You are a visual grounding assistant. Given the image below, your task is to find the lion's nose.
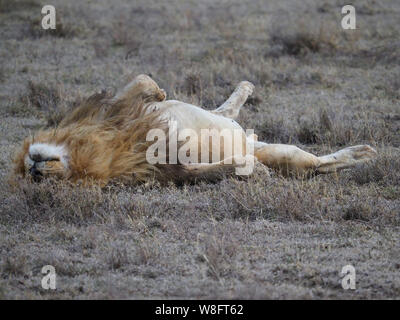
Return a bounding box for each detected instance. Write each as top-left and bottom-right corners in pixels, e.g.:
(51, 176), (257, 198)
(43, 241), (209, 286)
(29, 166), (43, 181)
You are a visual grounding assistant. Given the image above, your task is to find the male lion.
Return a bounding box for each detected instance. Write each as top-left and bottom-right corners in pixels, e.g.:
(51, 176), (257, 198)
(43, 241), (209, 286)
(13, 74), (377, 186)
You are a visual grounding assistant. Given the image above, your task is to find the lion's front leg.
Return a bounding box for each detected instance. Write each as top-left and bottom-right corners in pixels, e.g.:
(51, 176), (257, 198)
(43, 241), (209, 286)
(113, 74), (166, 103)
(183, 155), (257, 181)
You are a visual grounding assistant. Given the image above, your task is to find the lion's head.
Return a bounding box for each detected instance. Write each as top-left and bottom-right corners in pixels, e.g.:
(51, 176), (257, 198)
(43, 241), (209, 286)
(12, 74), (196, 186)
(12, 75), (179, 186)
(16, 141), (69, 182)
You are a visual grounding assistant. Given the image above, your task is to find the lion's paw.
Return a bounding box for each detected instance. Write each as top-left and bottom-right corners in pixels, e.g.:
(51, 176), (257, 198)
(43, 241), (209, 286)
(238, 81), (255, 96)
(345, 145), (377, 161)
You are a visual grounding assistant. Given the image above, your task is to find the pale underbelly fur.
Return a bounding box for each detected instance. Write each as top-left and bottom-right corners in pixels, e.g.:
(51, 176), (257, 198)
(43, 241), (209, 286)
(150, 100), (256, 162)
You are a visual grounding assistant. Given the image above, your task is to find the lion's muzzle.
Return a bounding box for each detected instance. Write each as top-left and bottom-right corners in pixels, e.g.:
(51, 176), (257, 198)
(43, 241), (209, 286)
(29, 164), (43, 182)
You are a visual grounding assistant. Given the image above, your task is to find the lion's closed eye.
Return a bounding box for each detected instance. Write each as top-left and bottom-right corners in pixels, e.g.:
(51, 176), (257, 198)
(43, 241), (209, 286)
(29, 156), (60, 163)
(42, 160), (64, 172)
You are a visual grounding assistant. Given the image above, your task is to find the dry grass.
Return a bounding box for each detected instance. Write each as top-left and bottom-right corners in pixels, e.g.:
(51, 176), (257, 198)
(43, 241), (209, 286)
(28, 17), (79, 39)
(0, 0), (38, 13)
(0, 0), (399, 299)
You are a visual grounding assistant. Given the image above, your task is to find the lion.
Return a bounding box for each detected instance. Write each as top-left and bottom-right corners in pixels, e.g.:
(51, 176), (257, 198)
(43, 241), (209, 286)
(13, 74), (377, 186)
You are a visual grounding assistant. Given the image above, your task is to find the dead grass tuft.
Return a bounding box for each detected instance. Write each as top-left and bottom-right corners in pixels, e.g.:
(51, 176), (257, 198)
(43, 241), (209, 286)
(25, 81), (61, 112)
(0, 0), (37, 13)
(197, 233), (239, 280)
(28, 17), (78, 39)
(269, 26), (338, 57)
(18, 81), (80, 127)
(348, 152), (400, 187)
(343, 202), (372, 222)
(183, 73), (203, 96)
(106, 244), (130, 270)
(1, 256), (28, 277)
(2, 179), (109, 224)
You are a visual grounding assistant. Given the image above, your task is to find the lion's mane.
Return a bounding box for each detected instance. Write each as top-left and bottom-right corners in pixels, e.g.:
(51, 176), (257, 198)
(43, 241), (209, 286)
(14, 87), (186, 186)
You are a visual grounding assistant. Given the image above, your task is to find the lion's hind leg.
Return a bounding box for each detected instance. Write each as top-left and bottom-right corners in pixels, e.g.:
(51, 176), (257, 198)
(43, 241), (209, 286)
(211, 81), (254, 119)
(254, 143), (377, 175)
(254, 143), (320, 175)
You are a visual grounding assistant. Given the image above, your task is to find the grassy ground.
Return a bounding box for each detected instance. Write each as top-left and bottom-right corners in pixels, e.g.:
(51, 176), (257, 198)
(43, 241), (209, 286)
(0, 0), (399, 299)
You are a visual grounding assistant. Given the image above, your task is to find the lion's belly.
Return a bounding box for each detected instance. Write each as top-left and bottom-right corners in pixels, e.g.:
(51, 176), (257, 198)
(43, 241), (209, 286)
(150, 100), (248, 162)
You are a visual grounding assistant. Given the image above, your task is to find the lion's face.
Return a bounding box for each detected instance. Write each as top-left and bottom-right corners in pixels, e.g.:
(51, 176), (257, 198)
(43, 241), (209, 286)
(23, 143), (69, 181)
